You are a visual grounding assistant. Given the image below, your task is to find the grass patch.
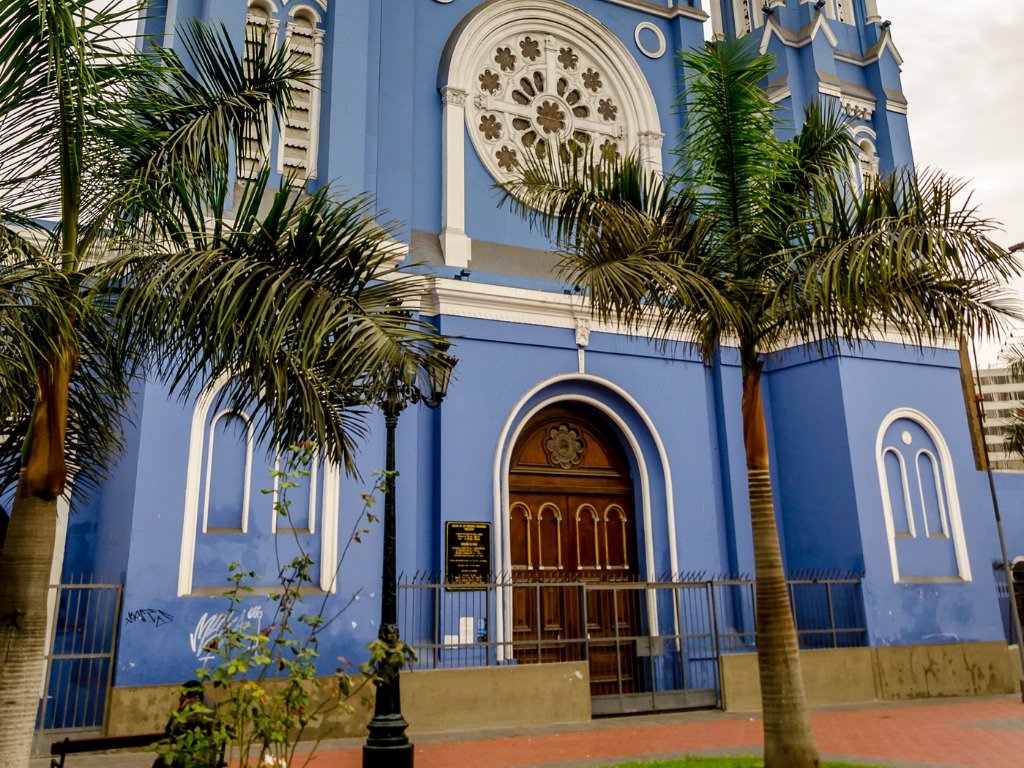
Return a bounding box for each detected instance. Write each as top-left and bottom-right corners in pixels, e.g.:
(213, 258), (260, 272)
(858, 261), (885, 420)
(598, 759), (892, 768)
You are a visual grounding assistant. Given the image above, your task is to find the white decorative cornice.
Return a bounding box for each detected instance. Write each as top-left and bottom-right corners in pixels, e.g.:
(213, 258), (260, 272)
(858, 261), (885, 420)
(817, 80), (842, 99)
(420, 278), (696, 343)
(760, 12), (837, 55)
(884, 88), (908, 115)
(767, 85), (791, 104)
(599, 0), (707, 21)
(841, 94), (875, 120)
(418, 277), (959, 357)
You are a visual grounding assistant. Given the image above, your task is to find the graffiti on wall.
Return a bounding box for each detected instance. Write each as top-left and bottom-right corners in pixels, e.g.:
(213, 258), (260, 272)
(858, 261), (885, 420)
(125, 608), (175, 627)
(189, 605), (264, 663)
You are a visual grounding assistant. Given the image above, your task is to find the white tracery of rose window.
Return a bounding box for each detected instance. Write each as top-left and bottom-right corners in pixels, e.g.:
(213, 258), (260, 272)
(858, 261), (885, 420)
(467, 32), (630, 184)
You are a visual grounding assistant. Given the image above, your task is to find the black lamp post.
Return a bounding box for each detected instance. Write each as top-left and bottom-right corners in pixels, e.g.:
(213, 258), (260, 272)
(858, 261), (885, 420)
(363, 347), (454, 768)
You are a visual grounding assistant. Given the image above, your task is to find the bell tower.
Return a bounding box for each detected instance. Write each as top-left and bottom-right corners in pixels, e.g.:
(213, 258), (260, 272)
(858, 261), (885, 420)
(703, 0), (911, 179)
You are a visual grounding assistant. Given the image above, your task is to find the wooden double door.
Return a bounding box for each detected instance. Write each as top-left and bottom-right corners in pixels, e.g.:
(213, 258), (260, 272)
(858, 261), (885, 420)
(508, 405), (643, 696)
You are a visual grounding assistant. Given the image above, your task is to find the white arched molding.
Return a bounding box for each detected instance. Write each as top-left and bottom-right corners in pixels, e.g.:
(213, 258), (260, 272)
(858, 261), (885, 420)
(178, 376), (341, 596)
(848, 125), (879, 193)
(875, 408), (972, 584)
(437, 0), (664, 268)
(202, 408), (255, 533)
(276, 5), (324, 183)
(491, 373), (680, 660)
(239, 0), (280, 179)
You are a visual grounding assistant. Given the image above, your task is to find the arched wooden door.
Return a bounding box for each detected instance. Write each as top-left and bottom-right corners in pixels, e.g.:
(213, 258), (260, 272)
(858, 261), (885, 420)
(508, 404), (643, 695)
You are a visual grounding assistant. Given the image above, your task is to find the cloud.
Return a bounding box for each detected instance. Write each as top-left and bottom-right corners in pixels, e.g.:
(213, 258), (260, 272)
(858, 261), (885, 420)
(886, 1), (1024, 244)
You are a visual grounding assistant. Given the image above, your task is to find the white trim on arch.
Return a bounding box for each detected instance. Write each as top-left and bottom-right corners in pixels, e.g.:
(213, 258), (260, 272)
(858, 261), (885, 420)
(490, 373), (680, 659)
(202, 408), (255, 534)
(178, 375), (341, 596)
(874, 407), (972, 584)
(880, 446), (915, 538)
(914, 448), (950, 539)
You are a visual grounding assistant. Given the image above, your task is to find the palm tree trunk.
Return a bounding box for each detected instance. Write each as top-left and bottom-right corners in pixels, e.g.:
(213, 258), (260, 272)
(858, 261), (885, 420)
(741, 361), (820, 768)
(0, 352), (75, 768)
(0, 492), (59, 768)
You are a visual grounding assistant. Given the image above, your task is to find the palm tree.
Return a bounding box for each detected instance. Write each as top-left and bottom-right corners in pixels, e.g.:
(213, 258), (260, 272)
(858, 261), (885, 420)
(0, 2), (448, 764)
(503, 39), (1021, 768)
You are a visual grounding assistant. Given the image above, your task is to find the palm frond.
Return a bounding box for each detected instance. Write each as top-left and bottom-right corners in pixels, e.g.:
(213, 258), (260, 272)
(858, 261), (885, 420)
(110, 174), (448, 471)
(676, 38), (788, 258)
(1002, 406), (1024, 461)
(0, 253), (137, 506)
(500, 146), (673, 246)
(778, 169), (1024, 347)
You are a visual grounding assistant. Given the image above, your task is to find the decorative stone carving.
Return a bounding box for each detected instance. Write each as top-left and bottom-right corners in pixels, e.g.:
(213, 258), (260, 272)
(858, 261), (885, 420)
(441, 86), (468, 107)
(545, 424), (586, 469)
(575, 319), (591, 348)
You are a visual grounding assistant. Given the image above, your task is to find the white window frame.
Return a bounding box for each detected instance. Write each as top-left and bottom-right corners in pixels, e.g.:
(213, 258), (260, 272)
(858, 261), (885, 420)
(875, 408), (972, 584)
(178, 375), (341, 596)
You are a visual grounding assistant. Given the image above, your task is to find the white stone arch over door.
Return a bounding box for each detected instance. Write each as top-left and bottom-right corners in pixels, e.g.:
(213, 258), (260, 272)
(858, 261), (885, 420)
(490, 373), (681, 660)
(437, 0), (665, 267)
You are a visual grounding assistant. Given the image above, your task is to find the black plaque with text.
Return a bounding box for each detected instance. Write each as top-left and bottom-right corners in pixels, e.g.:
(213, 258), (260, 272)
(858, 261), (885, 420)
(444, 522), (491, 590)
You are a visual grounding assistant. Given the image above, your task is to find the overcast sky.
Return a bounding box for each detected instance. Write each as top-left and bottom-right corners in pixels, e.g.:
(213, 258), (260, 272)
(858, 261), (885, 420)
(881, 1), (1024, 362)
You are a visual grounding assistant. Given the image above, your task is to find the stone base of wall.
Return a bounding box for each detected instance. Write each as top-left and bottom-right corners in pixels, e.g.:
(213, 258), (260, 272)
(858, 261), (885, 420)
(106, 676), (375, 739)
(106, 661), (591, 737)
(721, 641), (1020, 712)
(105, 645), (1018, 734)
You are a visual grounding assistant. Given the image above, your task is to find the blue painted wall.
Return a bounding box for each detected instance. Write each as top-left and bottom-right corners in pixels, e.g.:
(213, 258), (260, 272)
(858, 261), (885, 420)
(57, 0), (1019, 691)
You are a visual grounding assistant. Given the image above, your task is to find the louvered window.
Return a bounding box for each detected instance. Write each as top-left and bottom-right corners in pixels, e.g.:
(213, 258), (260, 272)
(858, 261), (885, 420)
(277, 10), (324, 182)
(239, 1), (276, 179)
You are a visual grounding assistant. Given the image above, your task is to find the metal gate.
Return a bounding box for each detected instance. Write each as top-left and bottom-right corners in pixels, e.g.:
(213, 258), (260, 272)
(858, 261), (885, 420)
(399, 577), (723, 715)
(36, 580), (123, 733)
(399, 574), (866, 716)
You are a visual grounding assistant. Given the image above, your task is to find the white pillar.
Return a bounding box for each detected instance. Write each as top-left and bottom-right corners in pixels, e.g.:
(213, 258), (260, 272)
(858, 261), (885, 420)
(638, 131), (665, 175)
(440, 86), (472, 268)
(864, 0), (881, 24)
(307, 27), (325, 180)
(707, 0), (725, 39)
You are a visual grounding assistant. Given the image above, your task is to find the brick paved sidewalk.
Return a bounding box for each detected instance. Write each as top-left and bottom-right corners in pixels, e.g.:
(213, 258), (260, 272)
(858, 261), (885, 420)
(306, 696), (1024, 768)
(32, 695), (1024, 768)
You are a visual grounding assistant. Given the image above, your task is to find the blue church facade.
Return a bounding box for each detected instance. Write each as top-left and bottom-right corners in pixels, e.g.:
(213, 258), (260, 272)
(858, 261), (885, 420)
(53, 0), (1023, 732)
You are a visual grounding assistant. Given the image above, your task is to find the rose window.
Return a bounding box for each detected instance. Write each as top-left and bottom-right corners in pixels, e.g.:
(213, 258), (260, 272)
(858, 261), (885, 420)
(467, 32), (631, 186)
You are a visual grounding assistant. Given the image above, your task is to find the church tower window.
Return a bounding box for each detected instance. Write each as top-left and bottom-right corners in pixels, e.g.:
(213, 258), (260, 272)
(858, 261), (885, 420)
(277, 5), (325, 182)
(238, 1), (324, 183)
(849, 126), (880, 193)
(239, 0), (278, 179)
(731, 0), (765, 37)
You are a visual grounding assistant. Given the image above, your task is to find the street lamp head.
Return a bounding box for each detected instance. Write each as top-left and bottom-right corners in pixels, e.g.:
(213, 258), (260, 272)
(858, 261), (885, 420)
(427, 341), (456, 403)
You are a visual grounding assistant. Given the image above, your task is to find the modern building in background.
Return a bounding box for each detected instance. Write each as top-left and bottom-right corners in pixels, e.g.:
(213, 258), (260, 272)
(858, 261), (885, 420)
(976, 363), (1024, 472)
(37, 0), (1024, 739)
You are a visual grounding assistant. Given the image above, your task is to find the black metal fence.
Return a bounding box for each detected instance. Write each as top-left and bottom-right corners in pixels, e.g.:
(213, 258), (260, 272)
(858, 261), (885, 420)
(994, 563), (1024, 645)
(398, 572), (865, 713)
